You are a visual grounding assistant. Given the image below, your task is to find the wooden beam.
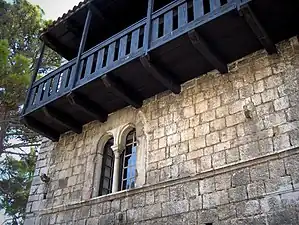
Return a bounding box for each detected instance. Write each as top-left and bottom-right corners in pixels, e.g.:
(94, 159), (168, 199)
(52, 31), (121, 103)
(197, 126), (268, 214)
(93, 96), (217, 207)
(102, 74), (142, 109)
(67, 92), (108, 123)
(88, 3), (106, 22)
(22, 42), (45, 115)
(42, 106), (82, 134)
(140, 54), (181, 94)
(21, 116), (60, 142)
(239, 4), (277, 55)
(71, 9), (92, 89)
(188, 29), (228, 74)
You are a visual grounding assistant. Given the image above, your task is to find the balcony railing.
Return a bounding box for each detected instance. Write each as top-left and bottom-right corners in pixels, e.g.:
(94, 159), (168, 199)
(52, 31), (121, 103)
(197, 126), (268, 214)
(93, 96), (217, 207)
(23, 0), (243, 115)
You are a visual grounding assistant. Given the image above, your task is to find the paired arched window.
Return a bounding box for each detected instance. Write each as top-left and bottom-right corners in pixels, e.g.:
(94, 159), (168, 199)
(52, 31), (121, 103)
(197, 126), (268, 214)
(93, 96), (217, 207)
(99, 138), (114, 196)
(98, 129), (137, 196)
(120, 130), (137, 191)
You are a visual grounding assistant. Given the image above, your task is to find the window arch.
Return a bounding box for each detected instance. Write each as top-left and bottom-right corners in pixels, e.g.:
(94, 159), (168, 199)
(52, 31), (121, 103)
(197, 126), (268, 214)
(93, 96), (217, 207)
(119, 129), (137, 191)
(99, 137), (114, 196)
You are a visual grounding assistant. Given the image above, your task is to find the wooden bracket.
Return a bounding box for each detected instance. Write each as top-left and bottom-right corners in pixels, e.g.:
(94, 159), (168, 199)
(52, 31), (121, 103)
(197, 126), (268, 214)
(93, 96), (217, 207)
(67, 92), (108, 123)
(21, 116), (60, 142)
(140, 54), (181, 94)
(102, 74), (142, 109)
(188, 29), (228, 74)
(42, 106), (82, 134)
(239, 4), (277, 55)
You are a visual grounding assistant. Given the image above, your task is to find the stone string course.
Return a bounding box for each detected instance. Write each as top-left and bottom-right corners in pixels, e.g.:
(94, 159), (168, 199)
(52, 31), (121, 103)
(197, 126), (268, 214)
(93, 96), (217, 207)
(25, 36), (299, 225)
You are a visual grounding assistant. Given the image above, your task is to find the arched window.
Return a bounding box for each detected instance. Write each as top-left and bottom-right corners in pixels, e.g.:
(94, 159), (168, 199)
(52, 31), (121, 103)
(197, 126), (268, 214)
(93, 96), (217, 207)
(119, 129), (137, 190)
(99, 138), (114, 196)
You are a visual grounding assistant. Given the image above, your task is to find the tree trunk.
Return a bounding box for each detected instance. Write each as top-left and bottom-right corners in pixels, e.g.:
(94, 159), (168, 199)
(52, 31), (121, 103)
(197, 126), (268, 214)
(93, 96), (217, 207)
(0, 108), (9, 156)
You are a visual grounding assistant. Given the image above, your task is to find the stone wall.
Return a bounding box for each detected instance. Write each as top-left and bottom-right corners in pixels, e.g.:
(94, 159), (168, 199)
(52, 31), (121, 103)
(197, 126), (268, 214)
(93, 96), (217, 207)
(25, 36), (299, 225)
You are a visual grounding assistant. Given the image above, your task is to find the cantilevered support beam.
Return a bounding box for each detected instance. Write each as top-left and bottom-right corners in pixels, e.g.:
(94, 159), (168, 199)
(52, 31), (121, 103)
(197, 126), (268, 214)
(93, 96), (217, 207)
(67, 92), (108, 123)
(42, 106), (82, 134)
(140, 54), (181, 94)
(188, 29), (228, 74)
(239, 4), (277, 55)
(102, 74), (142, 109)
(21, 116), (60, 142)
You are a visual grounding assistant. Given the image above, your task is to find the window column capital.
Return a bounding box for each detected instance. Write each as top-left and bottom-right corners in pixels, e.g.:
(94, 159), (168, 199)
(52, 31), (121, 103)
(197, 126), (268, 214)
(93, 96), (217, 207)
(111, 145), (122, 157)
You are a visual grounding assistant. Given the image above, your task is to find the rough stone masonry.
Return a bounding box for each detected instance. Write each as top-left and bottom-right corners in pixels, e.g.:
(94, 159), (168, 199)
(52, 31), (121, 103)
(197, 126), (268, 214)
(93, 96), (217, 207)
(25, 36), (299, 225)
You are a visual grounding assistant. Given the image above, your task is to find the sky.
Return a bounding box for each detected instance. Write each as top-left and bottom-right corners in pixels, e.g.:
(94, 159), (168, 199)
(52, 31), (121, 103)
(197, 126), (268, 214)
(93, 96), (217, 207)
(28, 0), (82, 20)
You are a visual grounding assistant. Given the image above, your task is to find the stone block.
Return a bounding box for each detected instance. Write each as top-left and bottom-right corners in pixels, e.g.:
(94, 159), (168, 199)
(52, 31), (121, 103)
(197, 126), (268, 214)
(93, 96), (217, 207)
(158, 137), (167, 148)
(226, 148), (240, 164)
(250, 163), (269, 181)
(254, 80), (265, 93)
(167, 133), (181, 146)
(256, 102), (274, 117)
(212, 151), (226, 168)
(239, 142), (260, 161)
(194, 123), (210, 136)
(269, 159), (286, 178)
(247, 181), (265, 198)
(216, 105), (229, 118)
(206, 131), (220, 146)
(190, 115), (200, 127)
(197, 209), (218, 224)
(200, 177), (215, 194)
(189, 136), (206, 151)
(200, 155), (212, 171)
(229, 186), (247, 202)
(240, 84), (254, 98)
(254, 67), (272, 81)
(143, 204), (162, 220)
(232, 168), (250, 187)
(181, 128), (195, 142)
(165, 123), (177, 135)
(274, 96), (289, 111)
(190, 196), (202, 211)
(226, 112), (245, 127)
(154, 187), (169, 203)
(161, 200), (189, 216)
(187, 149), (203, 160)
(220, 127), (237, 142)
(195, 100), (208, 114)
(148, 148), (165, 163)
(132, 193), (145, 208)
(201, 110), (216, 123)
(210, 118), (226, 131)
(153, 127), (165, 139)
(208, 96), (221, 109)
(273, 133), (291, 151)
(265, 176), (293, 193)
(218, 204), (236, 220)
(215, 172), (231, 190)
(179, 159), (197, 177)
(183, 106), (195, 118)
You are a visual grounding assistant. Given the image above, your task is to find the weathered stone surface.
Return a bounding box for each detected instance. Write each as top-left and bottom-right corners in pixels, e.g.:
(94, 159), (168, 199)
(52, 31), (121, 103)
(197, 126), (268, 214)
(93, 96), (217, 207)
(24, 37), (299, 225)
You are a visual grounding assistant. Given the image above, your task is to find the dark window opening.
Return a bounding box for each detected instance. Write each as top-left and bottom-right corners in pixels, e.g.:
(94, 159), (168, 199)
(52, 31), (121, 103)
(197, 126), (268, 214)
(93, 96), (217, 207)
(220, 0), (228, 6)
(120, 129), (137, 191)
(99, 138), (115, 196)
(203, 0), (211, 14)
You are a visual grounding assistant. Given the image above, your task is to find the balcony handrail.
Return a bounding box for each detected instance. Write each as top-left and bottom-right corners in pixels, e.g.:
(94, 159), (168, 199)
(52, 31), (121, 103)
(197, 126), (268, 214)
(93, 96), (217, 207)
(81, 18), (147, 60)
(152, 0), (187, 19)
(32, 59), (76, 88)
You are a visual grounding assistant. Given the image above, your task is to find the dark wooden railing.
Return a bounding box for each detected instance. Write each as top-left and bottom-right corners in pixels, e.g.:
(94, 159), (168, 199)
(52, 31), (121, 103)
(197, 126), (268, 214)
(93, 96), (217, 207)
(24, 0), (240, 115)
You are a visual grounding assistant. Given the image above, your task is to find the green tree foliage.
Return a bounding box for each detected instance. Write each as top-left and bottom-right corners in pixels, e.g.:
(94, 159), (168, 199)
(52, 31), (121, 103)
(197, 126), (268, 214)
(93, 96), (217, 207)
(0, 0), (61, 155)
(0, 150), (37, 224)
(0, 0), (61, 223)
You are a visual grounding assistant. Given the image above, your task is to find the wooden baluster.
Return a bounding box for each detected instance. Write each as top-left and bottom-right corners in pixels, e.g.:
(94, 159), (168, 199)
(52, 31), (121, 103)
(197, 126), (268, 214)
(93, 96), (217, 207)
(130, 29), (140, 53)
(107, 42), (116, 66)
(118, 35), (128, 59)
(95, 49), (105, 72)
(78, 60), (84, 81)
(43, 79), (52, 102)
(58, 68), (70, 94)
(178, 3), (188, 27)
(28, 87), (37, 107)
(66, 65), (77, 91)
(84, 54), (94, 78)
(193, 0), (204, 18)
(35, 83), (45, 105)
(210, 0), (221, 11)
(164, 10), (174, 35)
(151, 18), (159, 41)
(51, 74), (60, 97)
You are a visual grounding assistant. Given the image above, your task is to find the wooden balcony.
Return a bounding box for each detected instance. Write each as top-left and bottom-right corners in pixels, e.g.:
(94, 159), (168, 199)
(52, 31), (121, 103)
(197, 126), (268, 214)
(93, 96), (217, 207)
(21, 0), (299, 141)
